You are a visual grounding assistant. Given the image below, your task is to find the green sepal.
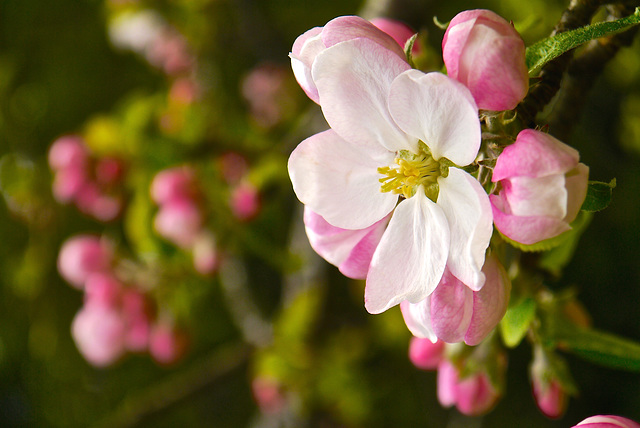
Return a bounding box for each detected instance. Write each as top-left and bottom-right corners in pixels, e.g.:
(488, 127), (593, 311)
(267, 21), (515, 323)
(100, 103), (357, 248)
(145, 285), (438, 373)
(404, 33), (418, 69)
(549, 318), (640, 372)
(580, 179), (616, 212)
(500, 297), (536, 348)
(525, 8), (640, 76)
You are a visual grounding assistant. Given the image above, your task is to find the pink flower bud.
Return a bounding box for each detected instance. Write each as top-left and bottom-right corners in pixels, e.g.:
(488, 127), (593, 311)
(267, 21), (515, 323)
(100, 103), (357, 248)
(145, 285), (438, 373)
(533, 378), (567, 419)
(230, 182), (260, 221)
(71, 304), (126, 367)
(490, 129), (589, 245)
(150, 166), (197, 205)
(149, 322), (188, 365)
(218, 152), (248, 184)
(442, 9), (528, 111)
(52, 166), (87, 203)
(121, 289), (152, 352)
(84, 273), (122, 308)
(573, 415), (640, 428)
(153, 198), (203, 248)
(408, 337), (444, 370)
(291, 16), (407, 103)
(48, 135), (87, 171)
(58, 235), (113, 288)
(437, 359), (502, 416)
(95, 157), (124, 185)
(87, 193), (123, 222)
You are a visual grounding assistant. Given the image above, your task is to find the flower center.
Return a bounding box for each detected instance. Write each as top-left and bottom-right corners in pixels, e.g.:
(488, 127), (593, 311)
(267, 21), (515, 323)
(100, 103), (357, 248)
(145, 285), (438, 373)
(378, 147), (444, 200)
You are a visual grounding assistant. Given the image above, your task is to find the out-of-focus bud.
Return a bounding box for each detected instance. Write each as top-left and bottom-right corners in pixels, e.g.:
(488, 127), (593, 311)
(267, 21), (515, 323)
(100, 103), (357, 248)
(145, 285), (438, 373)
(252, 376), (287, 414)
(48, 135), (88, 171)
(58, 235), (113, 289)
(533, 378), (566, 419)
(84, 273), (122, 308)
(71, 304), (126, 367)
(442, 9), (528, 111)
(490, 129), (589, 245)
(153, 198), (203, 248)
(573, 415), (640, 428)
(291, 16), (407, 103)
(149, 322), (188, 365)
(230, 182), (260, 221)
(52, 166), (87, 203)
(95, 157), (124, 185)
(409, 337), (445, 370)
(121, 289), (152, 352)
(218, 152), (248, 185)
(150, 166), (197, 205)
(192, 232), (219, 275)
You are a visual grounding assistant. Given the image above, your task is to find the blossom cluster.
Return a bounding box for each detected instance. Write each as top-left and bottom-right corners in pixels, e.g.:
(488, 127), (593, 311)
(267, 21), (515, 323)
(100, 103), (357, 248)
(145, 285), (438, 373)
(49, 135), (125, 222)
(288, 10), (589, 346)
(58, 234), (187, 367)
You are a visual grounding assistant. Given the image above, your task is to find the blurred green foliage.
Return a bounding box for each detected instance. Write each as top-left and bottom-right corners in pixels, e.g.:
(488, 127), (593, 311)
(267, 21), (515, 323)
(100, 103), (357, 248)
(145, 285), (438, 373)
(0, 0), (639, 427)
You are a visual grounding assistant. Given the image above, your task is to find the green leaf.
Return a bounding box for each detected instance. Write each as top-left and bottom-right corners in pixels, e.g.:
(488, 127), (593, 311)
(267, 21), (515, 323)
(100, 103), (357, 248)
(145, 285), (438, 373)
(581, 179), (616, 212)
(500, 297), (536, 347)
(526, 8), (640, 75)
(551, 319), (640, 372)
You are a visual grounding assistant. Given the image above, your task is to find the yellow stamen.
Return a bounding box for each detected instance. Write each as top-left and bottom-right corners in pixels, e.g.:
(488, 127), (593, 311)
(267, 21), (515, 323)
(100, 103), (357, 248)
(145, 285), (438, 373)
(378, 149), (443, 199)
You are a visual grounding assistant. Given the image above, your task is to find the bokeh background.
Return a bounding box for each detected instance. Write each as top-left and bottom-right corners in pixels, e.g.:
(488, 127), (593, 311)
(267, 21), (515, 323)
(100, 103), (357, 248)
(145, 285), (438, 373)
(1, 0), (640, 427)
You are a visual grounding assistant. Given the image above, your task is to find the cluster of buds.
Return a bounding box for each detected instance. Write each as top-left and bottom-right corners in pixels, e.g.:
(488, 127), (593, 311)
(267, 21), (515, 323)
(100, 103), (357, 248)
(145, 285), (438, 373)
(58, 235), (187, 367)
(48, 135), (125, 222)
(219, 152), (261, 222)
(108, 9), (195, 76)
(409, 338), (506, 416)
(151, 166), (219, 274)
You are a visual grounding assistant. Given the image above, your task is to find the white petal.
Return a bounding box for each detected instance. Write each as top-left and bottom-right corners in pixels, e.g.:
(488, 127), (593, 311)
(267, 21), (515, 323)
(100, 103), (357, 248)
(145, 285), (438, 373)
(365, 189), (450, 314)
(388, 70), (481, 166)
(312, 38), (415, 153)
(288, 129), (397, 230)
(437, 168), (492, 291)
(400, 299), (438, 341)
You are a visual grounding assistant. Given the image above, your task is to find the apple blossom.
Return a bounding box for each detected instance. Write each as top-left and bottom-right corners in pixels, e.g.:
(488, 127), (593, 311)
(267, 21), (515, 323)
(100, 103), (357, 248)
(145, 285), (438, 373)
(288, 36), (492, 314)
(290, 15), (408, 104)
(153, 198), (203, 248)
(573, 415), (640, 428)
(442, 9), (529, 111)
(71, 304), (126, 367)
(401, 255), (510, 345)
(490, 129), (589, 245)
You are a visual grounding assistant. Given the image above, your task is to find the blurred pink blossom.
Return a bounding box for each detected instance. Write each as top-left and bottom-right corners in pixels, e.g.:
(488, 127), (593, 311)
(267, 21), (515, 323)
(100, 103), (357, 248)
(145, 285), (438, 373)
(149, 322), (188, 365)
(230, 182), (260, 221)
(71, 304), (127, 367)
(408, 337), (445, 370)
(533, 378), (567, 419)
(153, 198), (203, 248)
(437, 360), (501, 416)
(150, 166), (197, 205)
(57, 235), (113, 289)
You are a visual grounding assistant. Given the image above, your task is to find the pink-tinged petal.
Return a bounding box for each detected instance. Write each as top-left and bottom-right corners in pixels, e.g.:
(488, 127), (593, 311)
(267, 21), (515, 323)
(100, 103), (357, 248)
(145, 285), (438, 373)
(290, 27), (324, 104)
(564, 163), (589, 223)
(459, 28), (528, 111)
(502, 175), (568, 219)
(312, 38), (413, 153)
(490, 194), (571, 245)
(400, 299), (437, 341)
(388, 70), (480, 166)
(430, 270), (474, 343)
(437, 168), (492, 291)
(437, 360), (459, 407)
(493, 130), (579, 181)
(574, 416), (640, 428)
(322, 16), (406, 59)
(408, 336), (445, 370)
(370, 18), (421, 55)
(288, 129), (396, 230)
(304, 208), (389, 280)
(365, 190), (449, 313)
(464, 256), (511, 346)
